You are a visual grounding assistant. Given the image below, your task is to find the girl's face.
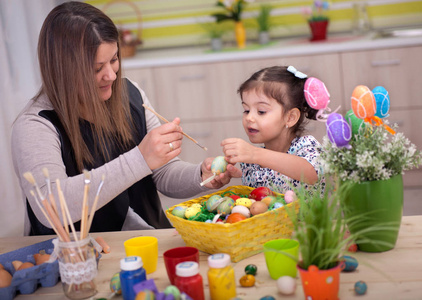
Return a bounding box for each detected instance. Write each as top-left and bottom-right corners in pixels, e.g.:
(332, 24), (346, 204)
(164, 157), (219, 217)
(242, 89), (289, 148)
(95, 42), (119, 101)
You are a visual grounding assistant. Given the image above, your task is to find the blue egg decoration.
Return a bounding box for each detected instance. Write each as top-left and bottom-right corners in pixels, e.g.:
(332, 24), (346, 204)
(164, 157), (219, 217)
(217, 197), (235, 216)
(211, 156), (228, 175)
(372, 86), (390, 119)
(340, 255), (358, 272)
(172, 205), (188, 219)
(354, 280), (367, 295)
(326, 113), (351, 148)
(273, 202), (284, 209)
(206, 195), (223, 213)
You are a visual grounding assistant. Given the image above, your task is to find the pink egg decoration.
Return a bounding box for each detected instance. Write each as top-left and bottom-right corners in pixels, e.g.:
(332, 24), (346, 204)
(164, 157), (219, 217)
(304, 77), (331, 110)
(326, 113), (352, 148)
(351, 85), (376, 120)
(284, 190), (297, 204)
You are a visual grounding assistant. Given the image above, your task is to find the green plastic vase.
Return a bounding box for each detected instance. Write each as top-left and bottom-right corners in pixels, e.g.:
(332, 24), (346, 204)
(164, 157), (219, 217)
(343, 174), (403, 252)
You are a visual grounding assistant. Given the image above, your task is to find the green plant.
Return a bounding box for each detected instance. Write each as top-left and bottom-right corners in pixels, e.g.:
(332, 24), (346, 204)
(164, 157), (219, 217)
(201, 22), (226, 39)
(212, 0), (251, 22)
(256, 4), (272, 32)
(321, 124), (422, 184)
(302, 0), (330, 22)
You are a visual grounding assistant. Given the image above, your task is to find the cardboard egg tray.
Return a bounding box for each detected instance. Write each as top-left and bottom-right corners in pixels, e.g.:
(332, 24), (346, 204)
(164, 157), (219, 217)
(0, 239), (59, 300)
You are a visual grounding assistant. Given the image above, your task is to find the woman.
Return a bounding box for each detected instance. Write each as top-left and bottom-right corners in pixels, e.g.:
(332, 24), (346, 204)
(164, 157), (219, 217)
(12, 1), (235, 235)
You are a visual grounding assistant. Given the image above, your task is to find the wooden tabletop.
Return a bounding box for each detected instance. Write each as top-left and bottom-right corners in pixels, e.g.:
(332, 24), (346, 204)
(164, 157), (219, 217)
(1, 215), (421, 300)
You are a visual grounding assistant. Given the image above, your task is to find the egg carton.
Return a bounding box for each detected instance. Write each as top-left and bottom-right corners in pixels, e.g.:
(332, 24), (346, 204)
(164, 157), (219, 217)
(0, 239), (59, 300)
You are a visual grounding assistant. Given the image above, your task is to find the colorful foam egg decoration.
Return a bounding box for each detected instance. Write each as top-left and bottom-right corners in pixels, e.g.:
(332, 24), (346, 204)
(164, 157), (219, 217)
(171, 206), (188, 219)
(235, 197), (252, 208)
(326, 113), (352, 148)
(231, 205), (251, 218)
(217, 197), (235, 215)
(184, 206), (201, 219)
(345, 109), (366, 137)
(206, 195), (223, 213)
(372, 86), (390, 118)
(211, 156), (228, 175)
(340, 255), (359, 272)
(351, 85), (376, 120)
(304, 77), (331, 110)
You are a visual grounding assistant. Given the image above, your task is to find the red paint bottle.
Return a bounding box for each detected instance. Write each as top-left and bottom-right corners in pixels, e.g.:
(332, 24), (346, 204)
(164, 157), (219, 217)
(174, 261), (205, 300)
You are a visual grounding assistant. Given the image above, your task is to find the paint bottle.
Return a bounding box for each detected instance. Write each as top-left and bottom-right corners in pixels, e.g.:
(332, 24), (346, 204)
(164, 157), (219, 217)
(120, 256), (146, 300)
(174, 261), (205, 300)
(207, 253), (236, 300)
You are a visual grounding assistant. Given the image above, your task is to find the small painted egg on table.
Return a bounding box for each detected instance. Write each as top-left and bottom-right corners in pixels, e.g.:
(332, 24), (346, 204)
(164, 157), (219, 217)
(211, 156), (228, 175)
(239, 274), (255, 287)
(217, 197), (235, 216)
(231, 205), (251, 218)
(284, 190), (297, 204)
(235, 197), (252, 208)
(245, 264), (257, 275)
(250, 201), (268, 216)
(110, 272), (121, 295)
(340, 255), (358, 272)
(206, 195), (223, 213)
(164, 285), (181, 299)
(172, 206), (188, 219)
(348, 243), (358, 252)
(277, 276), (296, 295)
(184, 206), (201, 219)
(135, 289), (155, 300)
(354, 280), (367, 295)
(260, 296), (276, 300)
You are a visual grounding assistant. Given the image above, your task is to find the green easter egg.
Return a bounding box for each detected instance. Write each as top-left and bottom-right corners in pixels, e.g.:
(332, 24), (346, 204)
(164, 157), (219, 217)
(217, 197), (235, 216)
(110, 272), (121, 295)
(345, 109), (366, 137)
(211, 156), (228, 175)
(172, 206), (188, 218)
(164, 285), (181, 300)
(206, 195), (223, 212)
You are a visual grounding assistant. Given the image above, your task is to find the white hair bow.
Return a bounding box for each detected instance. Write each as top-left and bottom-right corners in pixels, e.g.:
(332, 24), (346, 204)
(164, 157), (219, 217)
(287, 66), (307, 79)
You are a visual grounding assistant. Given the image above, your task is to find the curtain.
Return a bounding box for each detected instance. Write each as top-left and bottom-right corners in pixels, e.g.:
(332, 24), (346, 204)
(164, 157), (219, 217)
(0, 0), (56, 237)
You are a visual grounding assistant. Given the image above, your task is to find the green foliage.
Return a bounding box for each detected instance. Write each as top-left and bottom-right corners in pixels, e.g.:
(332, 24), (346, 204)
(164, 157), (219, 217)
(321, 124), (422, 183)
(212, 0), (250, 23)
(201, 22), (227, 38)
(256, 5), (272, 32)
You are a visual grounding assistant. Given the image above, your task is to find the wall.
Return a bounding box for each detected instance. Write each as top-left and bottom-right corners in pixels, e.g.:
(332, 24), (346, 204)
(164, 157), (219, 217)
(85, 0), (422, 49)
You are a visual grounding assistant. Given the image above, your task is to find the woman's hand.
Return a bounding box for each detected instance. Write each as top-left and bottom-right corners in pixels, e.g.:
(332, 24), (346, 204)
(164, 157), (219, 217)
(200, 157), (241, 189)
(138, 118), (183, 170)
(221, 138), (258, 164)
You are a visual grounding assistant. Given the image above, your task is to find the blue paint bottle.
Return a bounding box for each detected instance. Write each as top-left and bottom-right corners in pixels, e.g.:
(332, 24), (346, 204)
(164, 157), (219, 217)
(120, 256), (146, 300)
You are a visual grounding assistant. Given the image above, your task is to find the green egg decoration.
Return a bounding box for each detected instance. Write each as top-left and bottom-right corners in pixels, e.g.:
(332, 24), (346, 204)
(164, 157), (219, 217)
(110, 272), (121, 295)
(206, 195), (223, 213)
(164, 285), (181, 299)
(217, 197), (235, 216)
(345, 109), (367, 137)
(172, 206), (188, 219)
(211, 156), (228, 175)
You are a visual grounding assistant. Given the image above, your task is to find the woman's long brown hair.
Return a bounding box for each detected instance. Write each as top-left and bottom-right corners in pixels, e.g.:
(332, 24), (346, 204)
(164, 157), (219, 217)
(36, 1), (134, 171)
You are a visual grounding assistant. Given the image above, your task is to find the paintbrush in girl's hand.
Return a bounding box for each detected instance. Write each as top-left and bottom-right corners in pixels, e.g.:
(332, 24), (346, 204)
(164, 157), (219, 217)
(142, 104), (208, 151)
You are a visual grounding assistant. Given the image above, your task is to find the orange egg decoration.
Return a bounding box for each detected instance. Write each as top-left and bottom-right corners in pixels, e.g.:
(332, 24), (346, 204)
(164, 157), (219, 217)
(351, 85), (376, 120)
(226, 213), (247, 224)
(250, 201), (268, 216)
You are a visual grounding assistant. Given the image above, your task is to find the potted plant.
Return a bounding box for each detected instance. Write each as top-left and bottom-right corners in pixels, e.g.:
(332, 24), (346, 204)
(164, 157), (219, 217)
(302, 0), (330, 41)
(202, 23), (226, 51)
(321, 111), (422, 252)
(212, 0), (252, 48)
(256, 4), (272, 45)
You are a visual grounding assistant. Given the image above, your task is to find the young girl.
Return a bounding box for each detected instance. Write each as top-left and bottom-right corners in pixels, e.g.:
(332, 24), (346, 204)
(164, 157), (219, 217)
(222, 66), (324, 191)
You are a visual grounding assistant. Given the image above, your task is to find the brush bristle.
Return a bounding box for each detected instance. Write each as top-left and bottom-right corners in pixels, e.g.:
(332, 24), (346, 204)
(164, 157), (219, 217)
(30, 190), (36, 197)
(101, 174), (105, 181)
(83, 169), (90, 180)
(23, 172), (36, 185)
(42, 168), (49, 178)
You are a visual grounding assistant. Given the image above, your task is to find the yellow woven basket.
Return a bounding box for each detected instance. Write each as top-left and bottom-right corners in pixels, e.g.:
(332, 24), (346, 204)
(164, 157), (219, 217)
(166, 185), (299, 262)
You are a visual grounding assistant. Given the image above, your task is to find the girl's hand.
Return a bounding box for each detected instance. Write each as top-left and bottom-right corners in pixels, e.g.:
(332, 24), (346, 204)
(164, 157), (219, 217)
(221, 138), (257, 164)
(200, 157), (240, 189)
(138, 118), (183, 170)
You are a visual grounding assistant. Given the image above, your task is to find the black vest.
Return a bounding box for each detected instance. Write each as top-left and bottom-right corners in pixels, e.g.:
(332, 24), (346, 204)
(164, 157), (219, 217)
(27, 79), (172, 235)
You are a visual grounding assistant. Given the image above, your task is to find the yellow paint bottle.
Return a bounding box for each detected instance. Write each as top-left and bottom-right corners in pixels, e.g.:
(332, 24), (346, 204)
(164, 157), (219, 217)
(207, 253), (237, 300)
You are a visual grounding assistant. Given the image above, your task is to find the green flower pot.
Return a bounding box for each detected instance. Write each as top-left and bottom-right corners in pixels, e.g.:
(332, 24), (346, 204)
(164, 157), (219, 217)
(343, 174), (403, 252)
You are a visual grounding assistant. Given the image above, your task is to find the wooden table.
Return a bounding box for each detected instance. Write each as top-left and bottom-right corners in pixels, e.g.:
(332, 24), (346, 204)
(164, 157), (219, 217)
(1, 215), (421, 300)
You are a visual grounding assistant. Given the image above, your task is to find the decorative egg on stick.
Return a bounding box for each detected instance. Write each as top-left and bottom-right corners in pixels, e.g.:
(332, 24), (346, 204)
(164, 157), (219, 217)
(304, 77), (339, 121)
(345, 109), (368, 138)
(372, 86), (390, 119)
(200, 156), (228, 186)
(326, 113), (352, 148)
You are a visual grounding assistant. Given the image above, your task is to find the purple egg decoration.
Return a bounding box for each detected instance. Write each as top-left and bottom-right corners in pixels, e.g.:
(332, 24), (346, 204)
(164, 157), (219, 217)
(372, 86), (390, 118)
(326, 113), (352, 148)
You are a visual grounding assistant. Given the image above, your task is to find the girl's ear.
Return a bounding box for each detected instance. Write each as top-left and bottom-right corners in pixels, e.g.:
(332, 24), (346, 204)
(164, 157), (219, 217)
(286, 108), (301, 128)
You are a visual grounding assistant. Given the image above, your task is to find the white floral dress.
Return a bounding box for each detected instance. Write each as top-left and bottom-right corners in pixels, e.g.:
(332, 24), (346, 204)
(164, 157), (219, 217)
(240, 135), (324, 192)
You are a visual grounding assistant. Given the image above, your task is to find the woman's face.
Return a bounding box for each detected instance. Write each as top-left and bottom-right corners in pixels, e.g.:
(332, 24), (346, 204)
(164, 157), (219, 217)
(95, 42), (119, 101)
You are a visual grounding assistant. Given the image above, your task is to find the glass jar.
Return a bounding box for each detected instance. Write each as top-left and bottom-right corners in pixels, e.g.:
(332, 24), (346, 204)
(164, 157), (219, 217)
(57, 237), (98, 299)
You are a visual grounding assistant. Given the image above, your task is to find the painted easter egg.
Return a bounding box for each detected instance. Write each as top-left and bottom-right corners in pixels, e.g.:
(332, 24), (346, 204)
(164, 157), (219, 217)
(217, 197), (235, 216)
(235, 197), (252, 208)
(351, 85), (376, 119)
(304, 77), (331, 109)
(249, 187), (273, 201)
(326, 113), (352, 148)
(231, 205), (251, 218)
(260, 296), (276, 300)
(171, 206), (188, 219)
(206, 195), (223, 212)
(340, 255), (358, 272)
(226, 212), (247, 224)
(345, 109), (367, 137)
(277, 276), (296, 295)
(184, 206), (201, 219)
(135, 290), (155, 300)
(372, 86), (390, 118)
(273, 202), (284, 209)
(164, 285), (181, 299)
(211, 156), (228, 175)
(284, 190), (297, 204)
(250, 201), (268, 216)
(354, 281), (367, 295)
(110, 272), (122, 295)
(245, 264), (258, 275)
(261, 196), (276, 206)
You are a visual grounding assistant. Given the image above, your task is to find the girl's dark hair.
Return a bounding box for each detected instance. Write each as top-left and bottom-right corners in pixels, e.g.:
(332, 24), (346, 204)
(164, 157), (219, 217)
(238, 66), (318, 136)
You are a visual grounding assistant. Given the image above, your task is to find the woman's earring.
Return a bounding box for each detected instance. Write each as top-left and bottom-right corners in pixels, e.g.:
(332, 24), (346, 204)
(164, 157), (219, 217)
(286, 125), (289, 129)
